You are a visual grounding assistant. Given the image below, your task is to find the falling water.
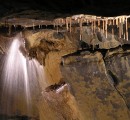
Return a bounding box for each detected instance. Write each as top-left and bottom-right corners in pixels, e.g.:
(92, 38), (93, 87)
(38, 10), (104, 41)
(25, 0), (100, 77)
(0, 33), (46, 116)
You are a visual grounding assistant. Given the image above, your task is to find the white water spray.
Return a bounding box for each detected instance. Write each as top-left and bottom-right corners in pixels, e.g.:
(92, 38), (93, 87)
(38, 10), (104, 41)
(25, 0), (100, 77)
(1, 34), (46, 115)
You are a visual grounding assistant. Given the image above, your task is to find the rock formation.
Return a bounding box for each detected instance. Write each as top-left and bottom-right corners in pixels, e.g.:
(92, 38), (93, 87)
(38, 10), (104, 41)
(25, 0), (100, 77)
(0, 12), (130, 120)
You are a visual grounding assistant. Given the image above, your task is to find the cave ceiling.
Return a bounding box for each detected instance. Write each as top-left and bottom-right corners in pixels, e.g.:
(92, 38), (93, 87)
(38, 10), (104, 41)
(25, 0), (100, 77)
(0, 0), (130, 24)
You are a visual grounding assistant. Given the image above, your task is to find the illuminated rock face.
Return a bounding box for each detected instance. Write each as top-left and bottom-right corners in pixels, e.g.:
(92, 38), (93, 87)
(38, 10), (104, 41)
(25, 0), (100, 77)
(60, 51), (130, 120)
(1, 16), (130, 120)
(105, 48), (130, 110)
(24, 28), (130, 120)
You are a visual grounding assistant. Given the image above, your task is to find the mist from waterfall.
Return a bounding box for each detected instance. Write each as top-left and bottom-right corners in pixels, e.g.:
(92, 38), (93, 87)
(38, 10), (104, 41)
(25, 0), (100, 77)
(0, 34), (45, 116)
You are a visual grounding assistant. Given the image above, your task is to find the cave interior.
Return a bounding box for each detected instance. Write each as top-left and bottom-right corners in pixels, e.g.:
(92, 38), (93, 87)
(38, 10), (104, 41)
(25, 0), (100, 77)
(0, 0), (130, 120)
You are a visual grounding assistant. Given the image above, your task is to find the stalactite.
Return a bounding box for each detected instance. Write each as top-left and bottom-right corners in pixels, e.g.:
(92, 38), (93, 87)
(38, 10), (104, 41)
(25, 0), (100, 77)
(123, 16), (125, 22)
(105, 19), (108, 38)
(119, 25), (121, 39)
(70, 17), (72, 32)
(55, 15), (130, 41)
(116, 18), (118, 26)
(78, 18), (80, 23)
(61, 18), (64, 24)
(91, 20), (93, 33)
(103, 20), (105, 33)
(121, 17), (123, 35)
(98, 19), (100, 26)
(108, 19), (110, 25)
(94, 20), (96, 33)
(66, 17), (69, 31)
(109, 20), (112, 25)
(90, 19), (92, 23)
(59, 19), (61, 27)
(126, 17), (128, 41)
(119, 17), (121, 38)
(79, 18), (83, 40)
(98, 19), (100, 31)
(60, 18), (64, 27)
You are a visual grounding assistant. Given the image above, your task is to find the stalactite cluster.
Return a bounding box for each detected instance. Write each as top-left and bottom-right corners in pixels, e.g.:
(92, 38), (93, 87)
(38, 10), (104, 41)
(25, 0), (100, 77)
(53, 15), (130, 41)
(0, 15), (129, 41)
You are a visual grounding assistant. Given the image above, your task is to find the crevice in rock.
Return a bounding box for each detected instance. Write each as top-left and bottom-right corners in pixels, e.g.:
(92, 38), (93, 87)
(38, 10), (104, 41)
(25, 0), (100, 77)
(107, 70), (119, 87)
(102, 45), (130, 112)
(114, 86), (129, 110)
(106, 69), (130, 110)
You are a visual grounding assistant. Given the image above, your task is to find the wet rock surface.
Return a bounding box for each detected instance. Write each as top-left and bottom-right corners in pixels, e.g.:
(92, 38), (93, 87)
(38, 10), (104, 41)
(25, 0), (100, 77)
(60, 51), (130, 120)
(38, 83), (83, 120)
(105, 48), (130, 110)
(1, 26), (130, 120)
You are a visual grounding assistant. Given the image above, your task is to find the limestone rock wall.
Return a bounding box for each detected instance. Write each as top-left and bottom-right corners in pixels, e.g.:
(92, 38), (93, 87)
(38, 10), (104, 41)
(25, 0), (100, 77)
(1, 26), (130, 120)
(105, 48), (130, 110)
(60, 51), (130, 120)
(20, 28), (130, 120)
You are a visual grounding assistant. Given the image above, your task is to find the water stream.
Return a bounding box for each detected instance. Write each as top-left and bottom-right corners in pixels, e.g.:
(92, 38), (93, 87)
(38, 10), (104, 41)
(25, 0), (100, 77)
(0, 33), (45, 118)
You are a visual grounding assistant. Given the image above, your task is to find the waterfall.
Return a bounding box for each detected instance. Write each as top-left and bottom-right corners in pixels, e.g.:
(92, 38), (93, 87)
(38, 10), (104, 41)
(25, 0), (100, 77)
(0, 34), (45, 116)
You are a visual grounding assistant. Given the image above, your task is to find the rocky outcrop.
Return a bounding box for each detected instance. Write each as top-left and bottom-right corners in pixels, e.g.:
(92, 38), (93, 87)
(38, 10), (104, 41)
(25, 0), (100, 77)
(105, 47), (130, 110)
(38, 84), (83, 120)
(23, 29), (79, 85)
(82, 26), (121, 49)
(27, 28), (130, 120)
(60, 51), (130, 120)
(1, 24), (130, 120)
